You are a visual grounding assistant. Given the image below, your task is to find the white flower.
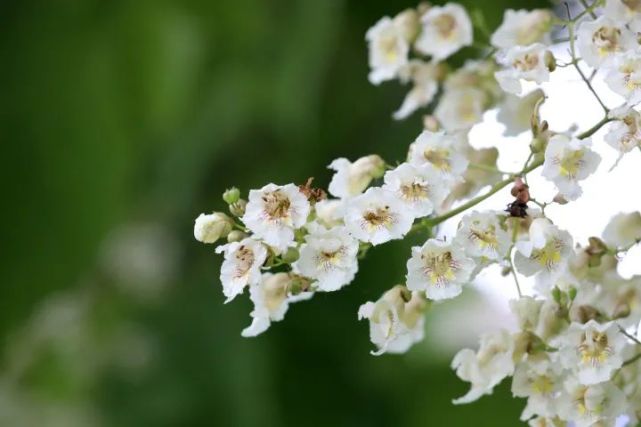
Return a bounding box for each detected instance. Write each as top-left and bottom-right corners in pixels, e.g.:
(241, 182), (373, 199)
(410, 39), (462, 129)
(327, 155), (385, 199)
(293, 224), (359, 292)
(558, 320), (626, 385)
(558, 378), (627, 427)
(242, 183), (310, 251)
(407, 130), (469, 179)
(406, 239), (474, 300)
(216, 238), (268, 303)
(604, 0), (641, 33)
(490, 9), (552, 49)
(605, 106), (641, 153)
(512, 357), (563, 421)
(393, 60), (440, 120)
(605, 52), (641, 105)
(382, 162), (447, 218)
(366, 16), (410, 85)
(414, 3), (473, 61)
(313, 199), (346, 228)
(541, 135), (601, 201)
(344, 187), (414, 245)
(577, 16), (636, 68)
(515, 218), (573, 282)
(358, 286), (426, 355)
(242, 272), (313, 337)
(434, 87), (487, 131)
(454, 211), (511, 262)
(193, 212), (233, 244)
(452, 330), (515, 404)
(602, 212), (641, 248)
(497, 89), (545, 136)
(495, 43), (552, 95)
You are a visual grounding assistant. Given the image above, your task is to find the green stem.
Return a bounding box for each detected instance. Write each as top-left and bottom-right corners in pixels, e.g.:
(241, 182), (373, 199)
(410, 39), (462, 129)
(577, 116), (613, 139)
(623, 352), (641, 367)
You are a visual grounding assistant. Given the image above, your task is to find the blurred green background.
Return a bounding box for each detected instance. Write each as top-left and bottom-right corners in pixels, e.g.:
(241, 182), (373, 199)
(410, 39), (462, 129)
(1, 0), (546, 425)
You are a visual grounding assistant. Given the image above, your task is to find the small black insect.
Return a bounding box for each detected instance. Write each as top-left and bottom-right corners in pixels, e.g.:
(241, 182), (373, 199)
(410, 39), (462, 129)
(505, 201), (528, 218)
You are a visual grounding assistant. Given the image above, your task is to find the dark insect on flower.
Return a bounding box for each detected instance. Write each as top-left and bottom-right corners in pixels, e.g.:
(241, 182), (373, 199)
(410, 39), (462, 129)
(505, 200), (528, 218)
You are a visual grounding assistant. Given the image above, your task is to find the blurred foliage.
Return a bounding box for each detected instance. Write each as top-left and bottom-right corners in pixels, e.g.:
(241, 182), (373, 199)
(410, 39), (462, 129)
(1, 0), (546, 426)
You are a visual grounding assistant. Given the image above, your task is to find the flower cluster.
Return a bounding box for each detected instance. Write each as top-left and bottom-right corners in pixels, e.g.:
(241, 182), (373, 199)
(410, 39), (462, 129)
(196, 1), (641, 425)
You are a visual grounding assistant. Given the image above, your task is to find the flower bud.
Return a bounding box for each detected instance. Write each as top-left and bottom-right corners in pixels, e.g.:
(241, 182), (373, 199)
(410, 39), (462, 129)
(393, 8), (420, 42)
(281, 247), (300, 264)
(229, 199), (247, 217)
(529, 136), (546, 153)
(222, 187), (241, 204)
(552, 193), (568, 205)
(423, 115), (441, 132)
(227, 230), (247, 243)
(572, 305), (601, 324)
(612, 302), (631, 320)
(544, 50), (556, 72)
(194, 212), (233, 244)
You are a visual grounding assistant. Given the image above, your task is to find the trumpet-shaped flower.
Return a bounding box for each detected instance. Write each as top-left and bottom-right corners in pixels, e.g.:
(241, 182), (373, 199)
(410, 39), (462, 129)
(497, 89), (545, 136)
(406, 239), (474, 300)
(434, 87), (488, 131)
(407, 130), (469, 179)
(242, 183), (310, 251)
(604, 0), (641, 32)
(605, 52), (641, 105)
(557, 378), (627, 427)
(328, 155), (385, 199)
(242, 272), (313, 337)
(358, 286), (426, 355)
(455, 211), (511, 262)
(512, 357), (563, 421)
(490, 9), (552, 49)
(382, 162), (447, 218)
(558, 320), (626, 385)
(602, 211), (641, 249)
(293, 224), (359, 292)
(577, 16), (636, 68)
(344, 187), (413, 245)
(515, 218), (573, 282)
(216, 238), (268, 303)
(541, 135), (601, 201)
(605, 107), (641, 154)
(393, 60), (440, 120)
(366, 16), (410, 85)
(495, 44), (552, 95)
(452, 330), (516, 404)
(414, 3), (473, 61)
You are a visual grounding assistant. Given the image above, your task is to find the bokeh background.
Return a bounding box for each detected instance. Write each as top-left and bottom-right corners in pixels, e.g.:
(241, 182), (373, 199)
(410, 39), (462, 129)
(0, 0), (550, 426)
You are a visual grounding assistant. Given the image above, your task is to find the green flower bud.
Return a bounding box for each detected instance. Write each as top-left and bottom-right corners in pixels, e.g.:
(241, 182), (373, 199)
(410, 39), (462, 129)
(223, 187), (241, 204)
(281, 247), (300, 264)
(227, 230), (247, 243)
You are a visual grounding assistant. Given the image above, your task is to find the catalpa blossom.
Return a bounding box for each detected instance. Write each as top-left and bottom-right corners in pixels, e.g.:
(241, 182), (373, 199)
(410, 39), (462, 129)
(366, 16), (410, 85)
(577, 16), (636, 68)
(293, 224), (359, 292)
(604, 0), (641, 32)
(407, 130), (469, 179)
(515, 218), (573, 282)
(605, 107), (641, 154)
(541, 135), (601, 201)
(313, 199), (346, 228)
(490, 9), (552, 50)
(454, 211), (511, 262)
(242, 272), (313, 337)
(358, 285), (426, 355)
(414, 3), (473, 61)
(451, 329), (516, 404)
(512, 357), (563, 421)
(602, 211), (641, 248)
(495, 43), (553, 96)
(242, 183), (310, 251)
(393, 60), (440, 120)
(558, 320), (626, 385)
(216, 238), (268, 303)
(434, 87), (488, 131)
(327, 155), (385, 199)
(557, 378), (627, 427)
(605, 52), (641, 105)
(382, 162), (447, 218)
(406, 239), (474, 300)
(344, 187), (413, 245)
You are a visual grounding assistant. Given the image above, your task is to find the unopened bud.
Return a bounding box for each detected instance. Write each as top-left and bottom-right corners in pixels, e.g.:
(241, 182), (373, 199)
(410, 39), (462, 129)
(223, 187), (241, 204)
(194, 212), (233, 244)
(229, 199), (247, 217)
(551, 287), (561, 304)
(544, 50), (556, 72)
(393, 9), (420, 42)
(572, 305), (601, 324)
(281, 247), (300, 263)
(612, 302), (631, 319)
(553, 193), (568, 205)
(227, 230), (247, 243)
(423, 115), (440, 132)
(530, 137), (546, 153)
(568, 286), (577, 301)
